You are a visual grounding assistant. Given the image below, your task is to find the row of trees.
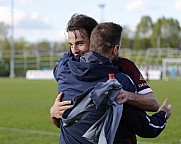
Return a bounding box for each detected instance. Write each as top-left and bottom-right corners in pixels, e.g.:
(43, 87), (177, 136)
(0, 16), (181, 51)
(122, 16), (181, 49)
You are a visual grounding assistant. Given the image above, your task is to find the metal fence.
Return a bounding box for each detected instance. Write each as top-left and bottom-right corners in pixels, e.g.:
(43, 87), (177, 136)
(0, 48), (181, 76)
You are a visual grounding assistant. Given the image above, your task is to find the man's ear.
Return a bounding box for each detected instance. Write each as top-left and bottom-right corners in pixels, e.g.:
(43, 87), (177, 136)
(112, 45), (119, 56)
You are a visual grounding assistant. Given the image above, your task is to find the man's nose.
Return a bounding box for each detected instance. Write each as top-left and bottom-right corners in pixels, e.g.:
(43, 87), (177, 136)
(71, 45), (79, 53)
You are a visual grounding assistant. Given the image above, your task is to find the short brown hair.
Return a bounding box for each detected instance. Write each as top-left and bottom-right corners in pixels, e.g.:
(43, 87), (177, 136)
(90, 22), (123, 56)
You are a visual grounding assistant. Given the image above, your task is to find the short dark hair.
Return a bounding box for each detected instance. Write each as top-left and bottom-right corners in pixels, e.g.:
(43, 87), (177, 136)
(90, 22), (123, 56)
(66, 13), (98, 39)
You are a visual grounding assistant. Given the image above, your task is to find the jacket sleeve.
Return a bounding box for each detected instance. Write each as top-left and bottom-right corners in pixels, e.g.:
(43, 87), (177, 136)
(53, 51), (71, 81)
(123, 104), (167, 138)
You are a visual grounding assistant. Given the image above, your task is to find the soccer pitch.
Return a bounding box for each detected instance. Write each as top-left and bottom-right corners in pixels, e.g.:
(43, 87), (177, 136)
(0, 78), (180, 144)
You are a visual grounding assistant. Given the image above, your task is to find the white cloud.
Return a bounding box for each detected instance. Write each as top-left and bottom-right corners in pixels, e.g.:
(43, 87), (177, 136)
(126, 0), (146, 11)
(175, 0), (181, 11)
(14, 9), (26, 25)
(17, 12), (53, 30)
(0, 6), (25, 25)
(126, 0), (157, 13)
(0, 6), (11, 24)
(0, 6), (54, 30)
(56, 30), (67, 42)
(0, 5), (55, 41)
(16, 0), (35, 2)
(16, 0), (38, 4)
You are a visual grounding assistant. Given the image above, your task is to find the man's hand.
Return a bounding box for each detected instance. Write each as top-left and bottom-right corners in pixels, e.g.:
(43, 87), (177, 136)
(159, 98), (172, 120)
(115, 89), (128, 105)
(50, 92), (72, 119)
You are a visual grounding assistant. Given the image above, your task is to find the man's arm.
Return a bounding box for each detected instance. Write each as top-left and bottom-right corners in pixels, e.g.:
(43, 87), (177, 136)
(123, 98), (171, 138)
(126, 91), (159, 112)
(117, 58), (159, 112)
(50, 92), (72, 128)
(115, 87), (159, 111)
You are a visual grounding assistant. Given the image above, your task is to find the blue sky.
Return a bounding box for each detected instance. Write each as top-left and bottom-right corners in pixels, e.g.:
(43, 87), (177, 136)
(0, 0), (181, 42)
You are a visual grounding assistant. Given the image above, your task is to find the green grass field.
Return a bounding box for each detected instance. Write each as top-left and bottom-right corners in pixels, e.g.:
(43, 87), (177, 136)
(0, 78), (180, 144)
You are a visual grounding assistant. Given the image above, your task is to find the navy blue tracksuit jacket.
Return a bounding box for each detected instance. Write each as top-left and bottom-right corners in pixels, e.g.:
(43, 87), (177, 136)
(54, 51), (167, 144)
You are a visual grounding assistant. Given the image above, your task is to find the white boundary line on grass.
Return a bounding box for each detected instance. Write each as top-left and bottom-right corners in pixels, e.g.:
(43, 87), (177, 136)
(1, 126), (179, 143)
(0, 126), (59, 136)
(138, 142), (165, 144)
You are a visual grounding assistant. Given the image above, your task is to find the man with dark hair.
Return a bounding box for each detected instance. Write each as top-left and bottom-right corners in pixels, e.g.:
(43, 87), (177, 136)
(50, 14), (171, 143)
(52, 22), (171, 144)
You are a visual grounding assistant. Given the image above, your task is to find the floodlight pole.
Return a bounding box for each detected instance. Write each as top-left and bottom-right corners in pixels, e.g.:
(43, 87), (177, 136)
(10, 0), (15, 78)
(98, 3), (105, 22)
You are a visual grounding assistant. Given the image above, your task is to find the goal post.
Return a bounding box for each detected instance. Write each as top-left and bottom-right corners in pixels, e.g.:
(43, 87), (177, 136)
(162, 58), (181, 80)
